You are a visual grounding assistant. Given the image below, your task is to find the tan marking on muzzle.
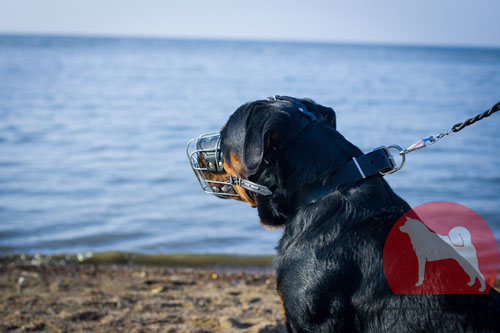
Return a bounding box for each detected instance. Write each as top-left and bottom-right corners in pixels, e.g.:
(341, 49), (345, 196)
(196, 153), (236, 196)
(224, 151), (258, 207)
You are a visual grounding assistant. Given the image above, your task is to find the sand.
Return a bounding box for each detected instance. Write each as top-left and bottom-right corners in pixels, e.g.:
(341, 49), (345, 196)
(3, 260), (499, 333)
(0, 263), (286, 333)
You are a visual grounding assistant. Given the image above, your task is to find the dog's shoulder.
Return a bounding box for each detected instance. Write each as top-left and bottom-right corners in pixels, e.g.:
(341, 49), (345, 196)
(275, 190), (408, 331)
(276, 240), (360, 332)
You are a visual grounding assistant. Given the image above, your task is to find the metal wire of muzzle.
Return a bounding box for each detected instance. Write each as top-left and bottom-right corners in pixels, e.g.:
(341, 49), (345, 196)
(186, 132), (273, 198)
(186, 132), (239, 197)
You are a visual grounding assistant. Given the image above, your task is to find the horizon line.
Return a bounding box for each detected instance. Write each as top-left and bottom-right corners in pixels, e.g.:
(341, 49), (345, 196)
(1, 31), (500, 51)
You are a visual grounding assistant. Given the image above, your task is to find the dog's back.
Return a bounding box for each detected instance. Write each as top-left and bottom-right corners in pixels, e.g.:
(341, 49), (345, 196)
(276, 179), (500, 331)
(269, 119), (500, 331)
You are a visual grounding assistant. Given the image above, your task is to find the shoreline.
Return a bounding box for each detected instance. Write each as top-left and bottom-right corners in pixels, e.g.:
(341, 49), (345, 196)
(0, 252), (275, 270)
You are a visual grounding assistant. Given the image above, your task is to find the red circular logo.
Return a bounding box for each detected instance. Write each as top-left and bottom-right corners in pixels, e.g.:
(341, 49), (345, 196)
(383, 201), (499, 294)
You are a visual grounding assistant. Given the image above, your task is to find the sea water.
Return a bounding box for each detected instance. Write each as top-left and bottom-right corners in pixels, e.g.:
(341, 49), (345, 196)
(0, 35), (499, 256)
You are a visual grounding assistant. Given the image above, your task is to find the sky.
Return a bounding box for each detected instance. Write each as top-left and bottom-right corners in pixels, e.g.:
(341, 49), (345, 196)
(0, 0), (499, 48)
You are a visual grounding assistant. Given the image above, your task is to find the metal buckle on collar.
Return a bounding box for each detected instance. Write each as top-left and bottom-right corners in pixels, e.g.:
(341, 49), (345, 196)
(375, 145), (406, 175)
(186, 132), (272, 197)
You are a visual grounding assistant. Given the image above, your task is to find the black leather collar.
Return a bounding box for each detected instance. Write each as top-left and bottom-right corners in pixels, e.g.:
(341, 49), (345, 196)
(294, 147), (396, 208)
(267, 96), (397, 207)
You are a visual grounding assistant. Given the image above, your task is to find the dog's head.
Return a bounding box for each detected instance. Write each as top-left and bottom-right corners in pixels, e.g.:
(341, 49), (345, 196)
(191, 97), (362, 227)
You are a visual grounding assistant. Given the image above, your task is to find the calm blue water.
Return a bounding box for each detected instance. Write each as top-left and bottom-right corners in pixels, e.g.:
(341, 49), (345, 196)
(0, 34), (499, 256)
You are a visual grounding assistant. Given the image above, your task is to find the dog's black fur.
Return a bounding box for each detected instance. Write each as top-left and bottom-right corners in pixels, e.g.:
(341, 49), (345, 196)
(217, 98), (500, 332)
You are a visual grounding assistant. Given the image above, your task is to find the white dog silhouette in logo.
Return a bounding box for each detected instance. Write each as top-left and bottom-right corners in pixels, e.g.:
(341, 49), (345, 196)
(399, 217), (485, 292)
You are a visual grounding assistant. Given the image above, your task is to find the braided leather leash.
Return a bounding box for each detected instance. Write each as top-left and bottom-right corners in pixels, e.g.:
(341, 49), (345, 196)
(400, 100), (500, 156)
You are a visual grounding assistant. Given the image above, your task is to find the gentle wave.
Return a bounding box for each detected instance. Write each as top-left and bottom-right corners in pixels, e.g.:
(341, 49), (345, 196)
(0, 34), (499, 256)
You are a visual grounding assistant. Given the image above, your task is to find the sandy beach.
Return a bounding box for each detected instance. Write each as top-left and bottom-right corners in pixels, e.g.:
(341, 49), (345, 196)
(2, 256), (500, 333)
(0, 263), (285, 333)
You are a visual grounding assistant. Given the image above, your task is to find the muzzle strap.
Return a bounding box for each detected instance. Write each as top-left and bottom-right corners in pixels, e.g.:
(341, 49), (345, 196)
(233, 177), (273, 196)
(267, 95), (317, 121)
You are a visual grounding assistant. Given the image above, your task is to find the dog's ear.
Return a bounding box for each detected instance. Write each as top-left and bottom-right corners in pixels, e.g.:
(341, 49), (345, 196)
(243, 109), (289, 176)
(301, 98), (336, 129)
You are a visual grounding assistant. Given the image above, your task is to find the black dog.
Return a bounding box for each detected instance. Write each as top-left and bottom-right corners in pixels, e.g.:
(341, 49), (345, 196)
(202, 97), (500, 332)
